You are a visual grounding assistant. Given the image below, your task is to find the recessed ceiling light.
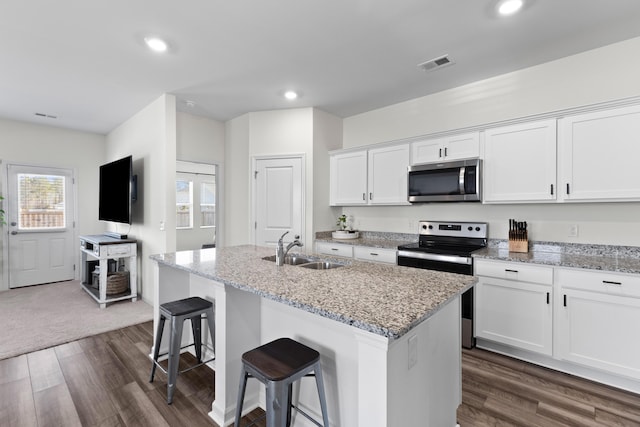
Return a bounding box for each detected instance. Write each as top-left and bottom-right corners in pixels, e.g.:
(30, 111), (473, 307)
(144, 37), (168, 53)
(284, 91), (298, 100)
(497, 0), (524, 16)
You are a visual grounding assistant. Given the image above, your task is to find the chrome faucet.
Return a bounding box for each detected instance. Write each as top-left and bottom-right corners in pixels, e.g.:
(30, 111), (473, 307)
(275, 231), (304, 266)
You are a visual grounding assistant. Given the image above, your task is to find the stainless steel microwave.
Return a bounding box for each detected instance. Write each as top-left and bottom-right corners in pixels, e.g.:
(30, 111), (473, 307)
(408, 158), (481, 203)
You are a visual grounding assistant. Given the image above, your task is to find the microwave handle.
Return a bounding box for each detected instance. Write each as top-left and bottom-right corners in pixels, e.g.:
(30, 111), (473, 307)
(459, 167), (466, 194)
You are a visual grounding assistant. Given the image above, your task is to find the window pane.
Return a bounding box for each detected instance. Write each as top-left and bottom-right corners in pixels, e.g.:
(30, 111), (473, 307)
(200, 182), (216, 227)
(176, 180), (193, 228)
(18, 173), (65, 230)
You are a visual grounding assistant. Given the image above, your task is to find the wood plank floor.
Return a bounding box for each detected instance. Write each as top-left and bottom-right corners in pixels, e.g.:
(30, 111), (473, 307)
(1, 321), (639, 426)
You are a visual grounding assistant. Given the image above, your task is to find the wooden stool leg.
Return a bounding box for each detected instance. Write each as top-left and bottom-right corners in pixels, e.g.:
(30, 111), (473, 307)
(190, 315), (202, 363)
(166, 315), (184, 404)
(234, 369), (249, 427)
(149, 315), (166, 382)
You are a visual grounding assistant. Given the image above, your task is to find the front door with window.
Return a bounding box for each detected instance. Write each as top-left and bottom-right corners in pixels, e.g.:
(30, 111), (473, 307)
(6, 164), (75, 288)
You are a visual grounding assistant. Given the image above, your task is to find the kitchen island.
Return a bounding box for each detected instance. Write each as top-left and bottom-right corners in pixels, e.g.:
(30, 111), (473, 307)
(150, 245), (476, 426)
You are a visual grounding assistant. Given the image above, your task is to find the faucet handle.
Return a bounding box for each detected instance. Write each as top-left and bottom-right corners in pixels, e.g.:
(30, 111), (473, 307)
(294, 235), (300, 240)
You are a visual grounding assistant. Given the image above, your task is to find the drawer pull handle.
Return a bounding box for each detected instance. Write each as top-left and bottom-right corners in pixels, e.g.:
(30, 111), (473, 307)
(546, 292), (550, 305)
(603, 280), (622, 286)
(370, 253), (378, 256)
(331, 248), (339, 251)
(563, 294), (567, 307)
(505, 269), (518, 273)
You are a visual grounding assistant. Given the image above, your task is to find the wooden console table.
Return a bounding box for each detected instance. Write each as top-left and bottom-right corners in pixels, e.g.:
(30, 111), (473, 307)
(79, 234), (137, 308)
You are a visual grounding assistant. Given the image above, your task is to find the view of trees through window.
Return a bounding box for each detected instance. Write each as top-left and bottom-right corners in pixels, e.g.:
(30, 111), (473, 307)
(18, 173), (66, 229)
(176, 177), (216, 229)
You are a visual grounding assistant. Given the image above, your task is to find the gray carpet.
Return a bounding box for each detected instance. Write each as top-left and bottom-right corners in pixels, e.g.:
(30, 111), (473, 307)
(0, 280), (153, 360)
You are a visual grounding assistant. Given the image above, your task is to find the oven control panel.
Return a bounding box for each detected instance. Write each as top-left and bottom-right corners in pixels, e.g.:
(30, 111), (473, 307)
(418, 221), (487, 239)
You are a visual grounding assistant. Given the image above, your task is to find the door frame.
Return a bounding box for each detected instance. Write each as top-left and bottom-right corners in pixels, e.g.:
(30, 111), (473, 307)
(175, 160), (223, 249)
(251, 154), (306, 246)
(0, 161), (79, 291)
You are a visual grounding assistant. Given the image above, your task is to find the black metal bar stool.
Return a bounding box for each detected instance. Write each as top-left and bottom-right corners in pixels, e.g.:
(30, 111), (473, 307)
(235, 337), (329, 427)
(149, 296), (215, 404)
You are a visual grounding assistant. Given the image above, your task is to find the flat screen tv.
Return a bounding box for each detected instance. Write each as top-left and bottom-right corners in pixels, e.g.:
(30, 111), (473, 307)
(99, 155), (133, 224)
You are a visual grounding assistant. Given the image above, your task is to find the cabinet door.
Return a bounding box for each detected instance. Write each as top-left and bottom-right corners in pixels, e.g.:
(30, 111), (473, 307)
(330, 151), (367, 205)
(483, 119), (557, 203)
(367, 144), (410, 205)
(556, 288), (640, 380)
(559, 104), (640, 201)
(475, 277), (553, 355)
(442, 132), (480, 161)
(315, 242), (353, 258)
(411, 138), (443, 164)
(353, 246), (397, 264)
(411, 132), (479, 164)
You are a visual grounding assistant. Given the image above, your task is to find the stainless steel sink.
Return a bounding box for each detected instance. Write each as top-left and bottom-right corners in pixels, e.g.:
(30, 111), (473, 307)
(298, 261), (344, 270)
(262, 255), (314, 265)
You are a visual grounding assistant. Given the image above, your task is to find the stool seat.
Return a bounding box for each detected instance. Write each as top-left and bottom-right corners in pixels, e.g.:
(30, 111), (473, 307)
(242, 338), (319, 382)
(235, 338), (329, 427)
(161, 296), (213, 316)
(150, 296), (215, 404)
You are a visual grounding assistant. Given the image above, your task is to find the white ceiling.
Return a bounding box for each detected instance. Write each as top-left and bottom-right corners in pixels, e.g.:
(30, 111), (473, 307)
(2, 1), (640, 135)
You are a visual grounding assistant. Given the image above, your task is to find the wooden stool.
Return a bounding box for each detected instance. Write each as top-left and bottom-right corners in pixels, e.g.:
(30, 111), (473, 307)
(235, 338), (329, 427)
(149, 296), (215, 404)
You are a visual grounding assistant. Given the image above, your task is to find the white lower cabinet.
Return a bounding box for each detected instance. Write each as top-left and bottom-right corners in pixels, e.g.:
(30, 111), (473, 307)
(555, 268), (640, 380)
(476, 259), (640, 385)
(475, 260), (553, 355)
(353, 246), (397, 264)
(315, 241), (354, 258)
(315, 242), (396, 264)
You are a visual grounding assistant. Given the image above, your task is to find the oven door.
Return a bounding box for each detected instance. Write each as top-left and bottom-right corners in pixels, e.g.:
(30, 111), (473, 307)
(408, 158), (481, 203)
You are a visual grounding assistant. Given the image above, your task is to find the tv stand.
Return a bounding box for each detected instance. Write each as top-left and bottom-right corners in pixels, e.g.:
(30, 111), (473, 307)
(79, 234), (137, 308)
(104, 231), (128, 239)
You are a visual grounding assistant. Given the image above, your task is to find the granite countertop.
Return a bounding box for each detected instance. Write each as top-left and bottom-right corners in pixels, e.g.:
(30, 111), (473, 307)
(473, 241), (640, 275)
(151, 245), (475, 340)
(314, 230), (414, 250)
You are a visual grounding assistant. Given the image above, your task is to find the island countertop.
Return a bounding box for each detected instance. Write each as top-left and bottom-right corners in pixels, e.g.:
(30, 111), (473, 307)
(150, 245), (476, 340)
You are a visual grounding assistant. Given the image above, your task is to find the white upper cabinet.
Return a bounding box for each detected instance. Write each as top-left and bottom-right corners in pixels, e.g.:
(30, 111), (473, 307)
(483, 119), (557, 203)
(411, 132), (480, 165)
(558, 104), (640, 202)
(330, 143), (409, 206)
(367, 144), (410, 205)
(330, 150), (368, 205)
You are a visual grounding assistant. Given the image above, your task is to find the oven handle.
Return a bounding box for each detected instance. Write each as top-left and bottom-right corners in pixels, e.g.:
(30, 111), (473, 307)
(397, 250), (473, 265)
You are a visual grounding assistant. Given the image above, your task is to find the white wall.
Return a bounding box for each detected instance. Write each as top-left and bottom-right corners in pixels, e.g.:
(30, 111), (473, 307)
(224, 107), (343, 248)
(341, 37), (640, 246)
(176, 112), (225, 250)
(0, 118), (105, 290)
(105, 94), (177, 302)
(312, 109), (343, 233)
(224, 113), (251, 246)
(176, 112), (225, 164)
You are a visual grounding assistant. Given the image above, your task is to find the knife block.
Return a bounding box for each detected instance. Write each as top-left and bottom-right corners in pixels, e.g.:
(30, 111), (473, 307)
(508, 232), (529, 253)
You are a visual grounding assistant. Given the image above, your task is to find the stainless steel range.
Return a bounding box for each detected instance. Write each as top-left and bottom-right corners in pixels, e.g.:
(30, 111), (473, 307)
(397, 220), (488, 348)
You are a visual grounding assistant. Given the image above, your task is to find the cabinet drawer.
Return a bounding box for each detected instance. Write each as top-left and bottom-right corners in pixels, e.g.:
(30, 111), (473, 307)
(556, 268), (640, 298)
(105, 244), (133, 257)
(475, 260), (553, 285)
(353, 246), (397, 264)
(315, 242), (353, 258)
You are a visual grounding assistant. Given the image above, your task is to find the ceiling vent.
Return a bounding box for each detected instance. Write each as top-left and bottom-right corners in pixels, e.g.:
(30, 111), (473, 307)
(418, 55), (455, 73)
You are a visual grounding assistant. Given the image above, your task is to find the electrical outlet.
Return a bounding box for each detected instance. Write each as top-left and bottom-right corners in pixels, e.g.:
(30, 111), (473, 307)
(408, 335), (418, 369)
(569, 224), (579, 237)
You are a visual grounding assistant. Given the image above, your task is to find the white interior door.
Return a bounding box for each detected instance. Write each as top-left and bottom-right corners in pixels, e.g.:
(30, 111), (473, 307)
(7, 164), (75, 288)
(254, 157), (304, 247)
